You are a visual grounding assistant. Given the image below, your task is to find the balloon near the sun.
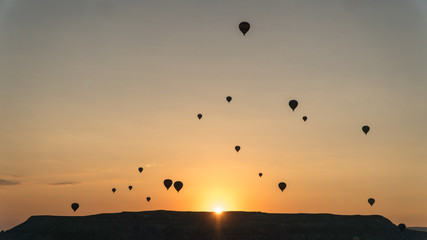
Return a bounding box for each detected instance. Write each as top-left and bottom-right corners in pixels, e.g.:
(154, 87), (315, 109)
(214, 207), (223, 214)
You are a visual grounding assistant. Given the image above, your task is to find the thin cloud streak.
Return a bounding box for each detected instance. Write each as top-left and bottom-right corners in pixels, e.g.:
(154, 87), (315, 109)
(0, 179), (21, 185)
(144, 163), (164, 168)
(49, 181), (80, 186)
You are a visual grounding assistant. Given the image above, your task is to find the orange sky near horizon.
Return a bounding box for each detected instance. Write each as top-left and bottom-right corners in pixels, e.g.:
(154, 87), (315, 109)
(0, 0), (426, 230)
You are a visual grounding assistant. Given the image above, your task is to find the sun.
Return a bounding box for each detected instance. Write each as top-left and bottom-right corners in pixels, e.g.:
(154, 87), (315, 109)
(214, 207), (223, 214)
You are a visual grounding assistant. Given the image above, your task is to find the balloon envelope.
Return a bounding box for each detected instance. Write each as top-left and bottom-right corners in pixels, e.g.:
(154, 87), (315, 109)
(226, 96), (232, 103)
(138, 167), (143, 173)
(362, 125), (370, 135)
(164, 179), (173, 190)
(128, 185), (133, 190)
(146, 197), (151, 202)
(368, 198), (375, 206)
(259, 173), (263, 177)
(302, 116), (307, 122)
(278, 182), (287, 192)
(174, 181), (183, 192)
(398, 223), (406, 232)
(235, 146), (241, 152)
(197, 114), (202, 120)
(71, 203), (79, 212)
(112, 188), (116, 193)
(289, 100), (298, 111)
(239, 22), (250, 35)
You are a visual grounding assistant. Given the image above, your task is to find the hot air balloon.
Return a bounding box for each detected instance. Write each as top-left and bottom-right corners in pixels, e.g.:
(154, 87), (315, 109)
(164, 179), (173, 190)
(239, 22), (250, 36)
(138, 167), (143, 173)
(146, 197), (151, 202)
(71, 203), (79, 212)
(112, 188), (116, 193)
(398, 223), (406, 232)
(128, 185), (133, 190)
(302, 116), (307, 122)
(278, 182), (287, 192)
(368, 198), (375, 206)
(226, 96), (232, 103)
(235, 146), (241, 152)
(197, 114), (203, 120)
(362, 125), (370, 135)
(174, 181), (183, 193)
(289, 100), (298, 111)
(259, 173), (263, 177)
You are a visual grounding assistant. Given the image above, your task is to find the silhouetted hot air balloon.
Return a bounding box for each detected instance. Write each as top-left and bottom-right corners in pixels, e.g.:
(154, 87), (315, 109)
(278, 182), (287, 192)
(71, 203), (79, 212)
(128, 185), (133, 190)
(362, 125), (370, 135)
(146, 197), (151, 202)
(226, 96), (232, 103)
(112, 188), (116, 193)
(197, 114), (203, 120)
(289, 100), (298, 111)
(368, 198), (375, 206)
(259, 173), (263, 177)
(239, 22), (250, 36)
(164, 179), (173, 190)
(235, 145), (241, 152)
(398, 223), (406, 232)
(138, 167), (143, 173)
(174, 181), (183, 193)
(302, 116), (307, 122)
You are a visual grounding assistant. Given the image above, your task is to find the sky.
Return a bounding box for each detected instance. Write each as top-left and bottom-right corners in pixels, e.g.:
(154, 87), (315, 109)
(0, 0), (426, 230)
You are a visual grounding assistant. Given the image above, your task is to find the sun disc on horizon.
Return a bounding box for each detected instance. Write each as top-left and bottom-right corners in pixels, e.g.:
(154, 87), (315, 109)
(214, 207), (223, 214)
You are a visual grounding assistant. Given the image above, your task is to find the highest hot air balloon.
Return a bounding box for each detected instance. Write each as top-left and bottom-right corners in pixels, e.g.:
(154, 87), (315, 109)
(239, 22), (250, 36)
(174, 181), (183, 193)
(398, 223), (406, 232)
(197, 114), (203, 120)
(289, 100), (298, 111)
(368, 198), (375, 206)
(164, 179), (173, 190)
(235, 146), (241, 152)
(259, 173), (263, 177)
(138, 167), (143, 173)
(226, 96), (232, 103)
(71, 203), (79, 212)
(112, 188), (116, 193)
(128, 185), (133, 190)
(362, 125), (370, 135)
(278, 182), (287, 192)
(302, 116), (307, 122)
(146, 197), (151, 202)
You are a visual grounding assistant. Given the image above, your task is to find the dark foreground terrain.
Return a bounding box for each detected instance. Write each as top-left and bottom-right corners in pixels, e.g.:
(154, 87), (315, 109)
(1, 211), (426, 240)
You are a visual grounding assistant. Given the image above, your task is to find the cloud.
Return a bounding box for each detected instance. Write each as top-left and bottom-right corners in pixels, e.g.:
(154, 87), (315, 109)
(49, 181), (80, 186)
(0, 179), (21, 185)
(144, 163), (164, 168)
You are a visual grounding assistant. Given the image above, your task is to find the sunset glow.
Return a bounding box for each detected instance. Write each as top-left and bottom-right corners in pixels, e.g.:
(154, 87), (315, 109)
(0, 0), (426, 231)
(214, 207), (223, 215)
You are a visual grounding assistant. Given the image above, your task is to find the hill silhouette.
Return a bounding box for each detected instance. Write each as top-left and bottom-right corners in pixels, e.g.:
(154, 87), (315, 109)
(1, 211), (426, 240)
(409, 227), (427, 233)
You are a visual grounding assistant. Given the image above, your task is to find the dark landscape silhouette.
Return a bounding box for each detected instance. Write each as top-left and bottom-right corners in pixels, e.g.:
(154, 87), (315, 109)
(1, 211), (426, 240)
